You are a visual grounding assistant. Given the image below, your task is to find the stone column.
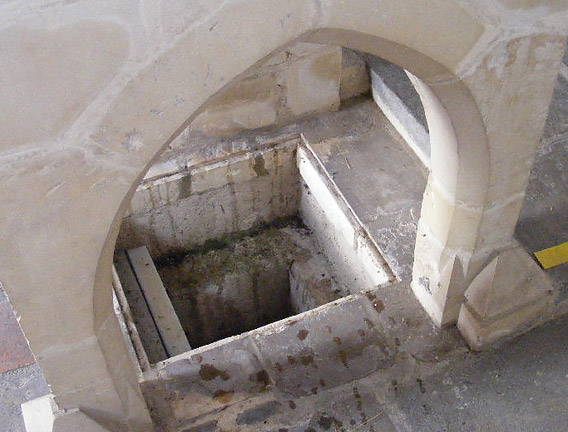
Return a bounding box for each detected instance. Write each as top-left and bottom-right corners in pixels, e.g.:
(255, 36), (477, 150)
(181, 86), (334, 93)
(410, 30), (567, 346)
(457, 34), (567, 348)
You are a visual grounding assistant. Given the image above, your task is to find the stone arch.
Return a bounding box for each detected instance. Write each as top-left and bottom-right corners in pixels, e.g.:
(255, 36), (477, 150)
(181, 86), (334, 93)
(91, 14), (492, 427)
(94, 27), (490, 345)
(3, 1), (516, 430)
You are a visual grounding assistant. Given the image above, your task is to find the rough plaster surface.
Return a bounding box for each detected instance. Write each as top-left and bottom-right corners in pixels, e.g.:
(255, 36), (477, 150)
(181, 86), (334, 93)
(2, 78), (568, 429)
(117, 142), (300, 257)
(156, 224), (329, 348)
(0, 21), (129, 151)
(0, 0), (567, 429)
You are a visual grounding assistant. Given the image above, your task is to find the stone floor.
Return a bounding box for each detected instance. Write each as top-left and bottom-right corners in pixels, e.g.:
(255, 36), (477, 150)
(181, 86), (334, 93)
(1, 55), (568, 431)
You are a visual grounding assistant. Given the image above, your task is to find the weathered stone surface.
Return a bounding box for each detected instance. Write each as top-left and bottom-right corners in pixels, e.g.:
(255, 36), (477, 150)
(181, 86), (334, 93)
(252, 296), (395, 398)
(0, 21), (129, 151)
(188, 43), (342, 138)
(369, 55), (430, 167)
(142, 336), (267, 430)
(339, 48), (371, 101)
(118, 142), (300, 257)
(0, 1), (566, 429)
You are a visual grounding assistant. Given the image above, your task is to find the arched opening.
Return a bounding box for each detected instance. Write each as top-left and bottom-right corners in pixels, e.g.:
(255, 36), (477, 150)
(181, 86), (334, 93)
(91, 31), (489, 428)
(111, 43), (406, 359)
(71, 5), (490, 424)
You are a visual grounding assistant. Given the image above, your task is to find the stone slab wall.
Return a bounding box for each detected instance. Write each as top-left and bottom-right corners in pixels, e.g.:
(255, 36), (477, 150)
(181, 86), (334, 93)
(140, 291), (394, 432)
(164, 44), (369, 157)
(117, 141), (300, 258)
(156, 225), (321, 348)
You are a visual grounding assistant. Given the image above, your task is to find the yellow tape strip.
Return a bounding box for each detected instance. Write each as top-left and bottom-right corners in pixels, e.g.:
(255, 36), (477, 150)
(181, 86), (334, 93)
(534, 241), (568, 269)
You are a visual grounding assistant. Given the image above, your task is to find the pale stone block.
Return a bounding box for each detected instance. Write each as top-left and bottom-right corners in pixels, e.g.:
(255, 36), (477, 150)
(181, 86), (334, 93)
(0, 21), (129, 151)
(474, 196), (526, 254)
(22, 395), (56, 432)
(190, 155), (255, 194)
(458, 295), (551, 350)
(52, 410), (112, 432)
(458, 245), (555, 349)
(419, 178), (482, 251)
(297, 146), (355, 245)
(340, 48), (370, 101)
(463, 246), (553, 320)
(281, 47), (341, 119)
(298, 144), (395, 290)
(191, 97), (279, 136)
(315, 0), (484, 74)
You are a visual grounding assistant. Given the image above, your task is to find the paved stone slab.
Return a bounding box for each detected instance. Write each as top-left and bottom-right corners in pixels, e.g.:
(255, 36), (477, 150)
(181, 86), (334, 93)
(142, 335), (268, 430)
(516, 138), (568, 298)
(387, 315), (568, 432)
(305, 101), (427, 280)
(252, 295), (395, 399)
(0, 288), (34, 374)
(0, 364), (49, 432)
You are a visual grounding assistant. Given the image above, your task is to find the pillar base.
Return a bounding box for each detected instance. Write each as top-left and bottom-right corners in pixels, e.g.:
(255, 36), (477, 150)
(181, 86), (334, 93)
(457, 244), (555, 350)
(457, 296), (551, 350)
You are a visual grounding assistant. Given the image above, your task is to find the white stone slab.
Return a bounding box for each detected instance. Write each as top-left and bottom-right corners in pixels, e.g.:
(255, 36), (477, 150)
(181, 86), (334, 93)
(126, 247), (191, 357)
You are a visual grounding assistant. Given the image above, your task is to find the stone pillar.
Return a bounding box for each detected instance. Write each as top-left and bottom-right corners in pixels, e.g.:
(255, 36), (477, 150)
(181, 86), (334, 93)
(411, 32), (567, 344)
(457, 34), (567, 348)
(0, 150), (155, 432)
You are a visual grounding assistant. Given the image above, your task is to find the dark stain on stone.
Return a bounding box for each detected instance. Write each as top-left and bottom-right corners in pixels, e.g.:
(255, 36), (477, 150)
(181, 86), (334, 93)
(419, 276), (430, 293)
(288, 400), (296, 410)
(364, 318), (375, 329)
(318, 415), (333, 430)
(297, 329), (309, 340)
(417, 378), (426, 394)
(275, 362), (284, 372)
(358, 329), (366, 338)
(318, 415), (344, 431)
(195, 355), (203, 363)
(305, 428), (316, 432)
(199, 364), (230, 381)
(325, 325), (333, 333)
(287, 319), (299, 326)
(182, 419), (218, 432)
(236, 400), (280, 425)
(212, 389), (234, 404)
(353, 386), (363, 411)
(178, 175), (192, 199)
(311, 387), (318, 395)
(256, 370), (271, 388)
(333, 336), (342, 345)
(365, 292), (385, 313)
(320, 379), (326, 387)
(338, 350), (349, 368)
(300, 354), (314, 366)
(404, 317), (421, 328)
(353, 386), (361, 400)
(394, 337), (401, 346)
(253, 154), (270, 176)
(287, 356), (296, 365)
(279, 429), (289, 432)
